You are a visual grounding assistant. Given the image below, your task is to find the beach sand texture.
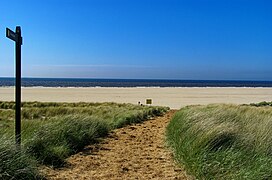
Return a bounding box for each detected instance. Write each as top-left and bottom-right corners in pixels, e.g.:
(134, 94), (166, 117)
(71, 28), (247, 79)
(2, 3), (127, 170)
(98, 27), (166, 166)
(1, 87), (272, 109)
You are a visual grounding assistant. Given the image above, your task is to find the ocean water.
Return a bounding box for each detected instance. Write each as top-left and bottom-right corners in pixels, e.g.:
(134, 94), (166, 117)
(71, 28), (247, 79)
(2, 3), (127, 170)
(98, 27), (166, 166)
(0, 78), (272, 87)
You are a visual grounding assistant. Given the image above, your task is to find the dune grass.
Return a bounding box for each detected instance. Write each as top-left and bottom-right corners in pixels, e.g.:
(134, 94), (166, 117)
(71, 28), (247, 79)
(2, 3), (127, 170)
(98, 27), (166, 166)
(25, 115), (108, 166)
(0, 101), (168, 179)
(249, 101), (272, 107)
(0, 136), (41, 180)
(167, 104), (272, 179)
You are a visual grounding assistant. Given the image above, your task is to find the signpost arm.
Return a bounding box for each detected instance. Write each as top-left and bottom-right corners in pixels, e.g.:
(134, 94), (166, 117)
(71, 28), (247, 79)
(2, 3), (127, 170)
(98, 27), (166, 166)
(15, 26), (22, 146)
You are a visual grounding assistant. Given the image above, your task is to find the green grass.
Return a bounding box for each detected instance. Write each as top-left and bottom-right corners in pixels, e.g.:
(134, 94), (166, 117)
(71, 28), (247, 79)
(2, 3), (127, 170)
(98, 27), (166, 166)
(0, 136), (41, 180)
(25, 115), (108, 166)
(167, 104), (272, 180)
(0, 101), (168, 179)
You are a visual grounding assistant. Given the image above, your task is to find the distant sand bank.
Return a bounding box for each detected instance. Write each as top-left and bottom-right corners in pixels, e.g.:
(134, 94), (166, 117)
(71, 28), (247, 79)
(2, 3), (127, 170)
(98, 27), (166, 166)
(1, 87), (272, 109)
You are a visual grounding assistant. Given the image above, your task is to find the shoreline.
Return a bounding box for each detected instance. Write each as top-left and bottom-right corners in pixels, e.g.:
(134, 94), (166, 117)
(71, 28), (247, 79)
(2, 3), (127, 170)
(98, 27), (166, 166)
(1, 87), (272, 109)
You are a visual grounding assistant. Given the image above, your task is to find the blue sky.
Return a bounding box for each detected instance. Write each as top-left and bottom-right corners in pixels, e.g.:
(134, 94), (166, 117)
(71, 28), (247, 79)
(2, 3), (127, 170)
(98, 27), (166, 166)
(0, 0), (271, 80)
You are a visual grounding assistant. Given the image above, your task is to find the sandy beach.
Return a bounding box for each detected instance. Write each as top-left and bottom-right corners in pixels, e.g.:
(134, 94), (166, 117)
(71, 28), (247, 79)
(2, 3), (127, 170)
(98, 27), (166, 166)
(1, 87), (272, 109)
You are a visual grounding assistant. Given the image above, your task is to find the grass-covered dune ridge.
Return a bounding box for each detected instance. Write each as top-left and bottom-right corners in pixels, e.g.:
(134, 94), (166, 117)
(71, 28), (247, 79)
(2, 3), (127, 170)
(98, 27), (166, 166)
(25, 115), (108, 166)
(167, 104), (272, 179)
(0, 101), (169, 179)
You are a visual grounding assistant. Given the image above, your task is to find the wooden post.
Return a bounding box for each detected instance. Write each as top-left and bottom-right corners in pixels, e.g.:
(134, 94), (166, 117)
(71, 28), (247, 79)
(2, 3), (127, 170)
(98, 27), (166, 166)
(6, 26), (23, 147)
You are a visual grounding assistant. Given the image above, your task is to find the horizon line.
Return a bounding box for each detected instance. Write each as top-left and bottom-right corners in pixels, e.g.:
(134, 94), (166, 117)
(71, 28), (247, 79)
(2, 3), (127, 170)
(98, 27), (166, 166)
(0, 77), (272, 82)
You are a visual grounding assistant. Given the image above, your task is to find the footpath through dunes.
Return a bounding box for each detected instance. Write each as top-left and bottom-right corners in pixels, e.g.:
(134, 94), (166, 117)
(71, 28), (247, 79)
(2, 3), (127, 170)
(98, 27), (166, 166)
(43, 110), (193, 180)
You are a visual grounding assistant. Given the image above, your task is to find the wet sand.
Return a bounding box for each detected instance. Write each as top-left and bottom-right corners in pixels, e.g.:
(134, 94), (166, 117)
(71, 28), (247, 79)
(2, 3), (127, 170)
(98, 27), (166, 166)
(1, 87), (272, 109)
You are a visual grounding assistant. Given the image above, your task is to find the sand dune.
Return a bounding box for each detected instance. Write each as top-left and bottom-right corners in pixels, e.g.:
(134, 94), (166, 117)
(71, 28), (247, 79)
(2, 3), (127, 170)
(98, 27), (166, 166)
(1, 87), (272, 109)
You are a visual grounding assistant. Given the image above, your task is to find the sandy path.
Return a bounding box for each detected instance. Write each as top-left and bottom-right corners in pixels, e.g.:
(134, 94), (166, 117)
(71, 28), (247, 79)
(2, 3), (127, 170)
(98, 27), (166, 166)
(43, 111), (192, 180)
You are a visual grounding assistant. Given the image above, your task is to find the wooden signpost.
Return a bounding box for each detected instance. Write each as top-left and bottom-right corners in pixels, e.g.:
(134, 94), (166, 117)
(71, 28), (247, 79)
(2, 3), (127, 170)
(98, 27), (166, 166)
(6, 26), (23, 146)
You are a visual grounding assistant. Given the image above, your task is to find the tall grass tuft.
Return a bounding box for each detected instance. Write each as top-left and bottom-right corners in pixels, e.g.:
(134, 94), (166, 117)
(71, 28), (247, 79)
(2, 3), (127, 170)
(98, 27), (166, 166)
(167, 104), (272, 179)
(0, 137), (41, 180)
(26, 115), (108, 166)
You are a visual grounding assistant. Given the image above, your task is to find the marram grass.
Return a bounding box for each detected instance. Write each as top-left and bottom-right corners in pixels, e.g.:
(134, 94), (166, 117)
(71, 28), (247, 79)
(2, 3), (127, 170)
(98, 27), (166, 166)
(166, 104), (272, 179)
(25, 115), (108, 166)
(0, 101), (168, 179)
(0, 136), (41, 180)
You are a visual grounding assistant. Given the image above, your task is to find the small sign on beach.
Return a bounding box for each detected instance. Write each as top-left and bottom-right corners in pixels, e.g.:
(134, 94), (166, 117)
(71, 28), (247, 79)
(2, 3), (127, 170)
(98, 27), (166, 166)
(146, 99), (152, 105)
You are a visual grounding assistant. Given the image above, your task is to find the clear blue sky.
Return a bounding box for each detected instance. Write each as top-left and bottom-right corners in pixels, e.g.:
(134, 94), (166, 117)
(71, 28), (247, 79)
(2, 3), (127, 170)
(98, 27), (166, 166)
(0, 0), (271, 80)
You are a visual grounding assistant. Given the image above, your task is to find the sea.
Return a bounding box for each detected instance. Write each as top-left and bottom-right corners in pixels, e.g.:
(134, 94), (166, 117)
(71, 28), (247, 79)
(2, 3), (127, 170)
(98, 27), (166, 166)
(1, 77), (272, 87)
